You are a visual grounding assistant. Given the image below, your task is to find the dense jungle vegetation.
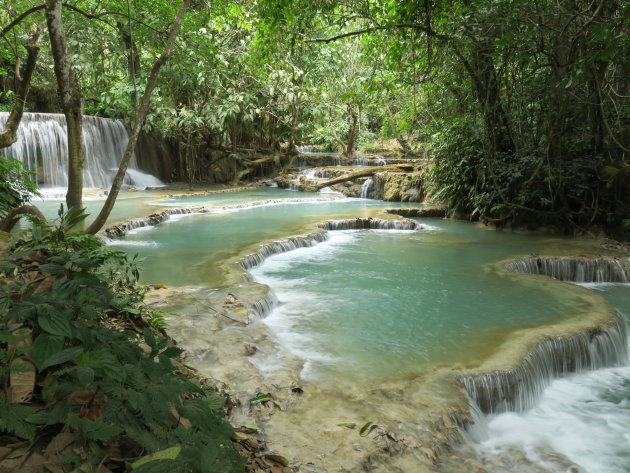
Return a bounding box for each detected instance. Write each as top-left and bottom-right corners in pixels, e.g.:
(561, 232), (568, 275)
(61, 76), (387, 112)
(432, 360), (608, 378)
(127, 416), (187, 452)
(1, 0), (629, 235)
(0, 1), (629, 472)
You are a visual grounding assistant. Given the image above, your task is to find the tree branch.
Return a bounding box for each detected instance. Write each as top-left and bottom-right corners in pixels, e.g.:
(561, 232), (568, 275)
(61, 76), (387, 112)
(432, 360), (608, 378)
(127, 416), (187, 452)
(0, 23), (45, 149)
(1, 2), (161, 38)
(305, 23), (450, 43)
(1, 5), (46, 38)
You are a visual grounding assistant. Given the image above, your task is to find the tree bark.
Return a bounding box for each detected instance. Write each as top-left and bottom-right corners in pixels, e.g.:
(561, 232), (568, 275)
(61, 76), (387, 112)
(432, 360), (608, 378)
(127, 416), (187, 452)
(0, 25), (45, 150)
(45, 0), (85, 210)
(0, 205), (46, 232)
(86, 0), (191, 235)
(313, 165), (410, 190)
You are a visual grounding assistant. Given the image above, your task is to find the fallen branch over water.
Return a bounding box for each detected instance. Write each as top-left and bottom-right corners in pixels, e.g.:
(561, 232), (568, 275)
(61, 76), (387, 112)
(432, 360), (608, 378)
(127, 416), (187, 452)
(312, 164), (413, 190)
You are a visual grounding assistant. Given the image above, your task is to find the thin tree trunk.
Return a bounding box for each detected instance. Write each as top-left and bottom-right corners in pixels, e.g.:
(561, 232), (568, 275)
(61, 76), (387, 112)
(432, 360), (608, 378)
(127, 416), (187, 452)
(344, 104), (359, 158)
(86, 0), (190, 235)
(45, 0), (84, 210)
(0, 24), (44, 149)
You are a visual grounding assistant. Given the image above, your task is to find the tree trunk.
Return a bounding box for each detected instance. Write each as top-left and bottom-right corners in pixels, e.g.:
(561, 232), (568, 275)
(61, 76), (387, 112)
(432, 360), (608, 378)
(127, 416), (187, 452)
(469, 44), (514, 157)
(344, 104), (359, 158)
(45, 0), (85, 210)
(0, 205), (46, 232)
(117, 21), (141, 104)
(86, 0), (191, 235)
(0, 25), (44, 149)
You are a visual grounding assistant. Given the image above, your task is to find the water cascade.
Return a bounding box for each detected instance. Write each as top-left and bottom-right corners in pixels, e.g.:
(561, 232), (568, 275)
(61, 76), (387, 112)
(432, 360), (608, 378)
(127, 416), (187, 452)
(353, 156), (386, 166)
(506, 256), (630, 283)
(462, 314), (628, 413)
(317, 217), (419, 231)
(240, 231), (329, 271)
(0, 112), (163, 190)
(360, 177), (373, 199)
(462, 256), (630, 415)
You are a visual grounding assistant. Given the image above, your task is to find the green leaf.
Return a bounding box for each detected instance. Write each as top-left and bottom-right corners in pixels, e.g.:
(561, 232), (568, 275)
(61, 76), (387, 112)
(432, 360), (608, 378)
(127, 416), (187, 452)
(38, 312), (73, 337)
(359, 421), (376, 437)
(77, 366), (95, 385)
(131, 446), (182, 470)
(337, 423), (356, 429)
(205, 395), (226, 410)
(79, 418), (123, 441)
(25, 411), (49, 424)
(249, 394), (271, 404)
(39, 346), (83, 371)
(39, 263), (66, 275)
(32, 334), (65, 369)
(162, 346), (183, 358)
(143, 328), (156, 350)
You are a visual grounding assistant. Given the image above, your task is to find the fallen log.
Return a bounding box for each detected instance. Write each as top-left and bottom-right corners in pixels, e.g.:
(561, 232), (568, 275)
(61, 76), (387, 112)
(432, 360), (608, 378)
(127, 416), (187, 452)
(313, 164), (413, 190)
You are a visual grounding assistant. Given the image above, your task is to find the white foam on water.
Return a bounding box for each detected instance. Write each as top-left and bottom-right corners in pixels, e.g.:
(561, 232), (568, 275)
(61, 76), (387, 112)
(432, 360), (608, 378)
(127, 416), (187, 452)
(473, 360), (630, 473)
(249, 231), (356, 380)
(319, 186), (344, 195)
(123, 168), (165, 188)
(417, 223), (442, 231)
(107, 239), (158, 247)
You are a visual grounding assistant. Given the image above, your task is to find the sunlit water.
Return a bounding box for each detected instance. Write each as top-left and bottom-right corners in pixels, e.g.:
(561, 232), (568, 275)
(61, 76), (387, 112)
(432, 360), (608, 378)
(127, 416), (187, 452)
(249, 225), (582, 381)
(105, 187), (628, 473)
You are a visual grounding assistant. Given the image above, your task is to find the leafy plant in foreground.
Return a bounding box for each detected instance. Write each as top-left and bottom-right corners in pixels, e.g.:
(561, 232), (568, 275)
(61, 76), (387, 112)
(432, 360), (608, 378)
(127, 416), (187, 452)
(0, 207), (245, 472)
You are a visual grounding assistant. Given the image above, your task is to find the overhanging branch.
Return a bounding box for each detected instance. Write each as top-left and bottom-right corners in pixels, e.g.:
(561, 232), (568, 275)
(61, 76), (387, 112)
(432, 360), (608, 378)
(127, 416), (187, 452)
(1, 2), (161, 38)
(305, 23), (450, 43)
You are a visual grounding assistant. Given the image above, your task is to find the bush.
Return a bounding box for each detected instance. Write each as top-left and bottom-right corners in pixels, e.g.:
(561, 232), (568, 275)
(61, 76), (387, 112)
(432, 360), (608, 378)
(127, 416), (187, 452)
(0, 207), (245, 473)
(0, 156), (39, 218)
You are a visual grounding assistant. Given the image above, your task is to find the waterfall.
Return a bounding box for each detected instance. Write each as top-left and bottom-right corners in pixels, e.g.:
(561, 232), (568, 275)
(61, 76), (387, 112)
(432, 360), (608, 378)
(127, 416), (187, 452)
(317, 217), (419, 231)
(461, 255), (630, 414)
(506, 256), (630, 283)
(360, 177), (373, 199)
(240, 232), (329, 270)
(0, 112), (163, 190)
(352, 156), (386, 167)
(462, 315), (628, 414)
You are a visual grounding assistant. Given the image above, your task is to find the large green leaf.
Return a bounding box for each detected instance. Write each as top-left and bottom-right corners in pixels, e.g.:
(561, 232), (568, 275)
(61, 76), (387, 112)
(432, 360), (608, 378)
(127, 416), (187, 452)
(32, 334), (65, 369)
(39, 346), (83, 371)
(38, 312), (73, 337)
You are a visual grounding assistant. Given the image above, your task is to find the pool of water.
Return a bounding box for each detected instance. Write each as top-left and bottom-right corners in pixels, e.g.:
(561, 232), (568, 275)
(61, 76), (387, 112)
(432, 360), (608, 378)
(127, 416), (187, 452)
(108, 194), (420, 286)
(105, 187), (627, 472)
(250, 224), (581, 381)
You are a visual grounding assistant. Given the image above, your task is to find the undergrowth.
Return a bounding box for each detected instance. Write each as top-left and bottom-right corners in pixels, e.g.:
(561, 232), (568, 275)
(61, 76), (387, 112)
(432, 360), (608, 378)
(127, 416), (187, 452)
(0, 207), (245, 473)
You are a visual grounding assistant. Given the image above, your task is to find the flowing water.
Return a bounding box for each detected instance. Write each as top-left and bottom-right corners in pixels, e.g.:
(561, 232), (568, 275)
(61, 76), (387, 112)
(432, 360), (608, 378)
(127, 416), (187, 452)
(470, 283), (630, 473)
(98, 187), (629, 472)
(10, 116), (628, 471)
(0, 112), (162, 189)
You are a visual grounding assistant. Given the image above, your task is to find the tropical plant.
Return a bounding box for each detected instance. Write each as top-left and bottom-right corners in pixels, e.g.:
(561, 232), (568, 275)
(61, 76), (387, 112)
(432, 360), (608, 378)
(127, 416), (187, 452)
(0, 207), (245, 472)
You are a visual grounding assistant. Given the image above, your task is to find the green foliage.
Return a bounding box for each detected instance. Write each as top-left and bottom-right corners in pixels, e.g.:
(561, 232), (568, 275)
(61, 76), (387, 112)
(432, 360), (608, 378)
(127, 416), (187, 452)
(0, 157), (40, 217)
(0, 208), (245, 472)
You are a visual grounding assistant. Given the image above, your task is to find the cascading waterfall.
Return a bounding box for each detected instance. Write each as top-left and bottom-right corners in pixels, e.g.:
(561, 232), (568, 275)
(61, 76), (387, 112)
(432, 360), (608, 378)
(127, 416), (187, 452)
(506, 256), (630, 283)
(462, 255), (630, 415)
(352, 156), (386, 166)
(360, 177), (373, 199)
(240, 232), (330, 270)
(317, 217), (420, 231)
(462, 315), (628, 414)
(0, 112), (163, 190)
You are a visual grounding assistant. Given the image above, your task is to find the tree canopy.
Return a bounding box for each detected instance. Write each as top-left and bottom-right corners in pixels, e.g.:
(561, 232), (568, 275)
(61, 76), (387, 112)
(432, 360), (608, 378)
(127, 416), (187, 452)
(1, 0), (628, 235)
